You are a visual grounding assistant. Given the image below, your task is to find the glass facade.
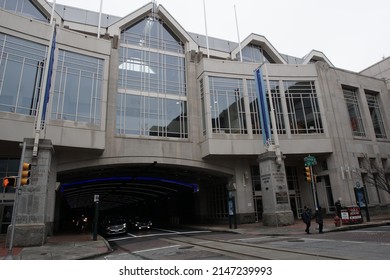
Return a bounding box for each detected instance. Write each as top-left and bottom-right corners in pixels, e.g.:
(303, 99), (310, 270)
(0, 0), (49, 22)
(343, 86), (366, 137)
(209, 77), (246, 134)
(237, 44), (275, 64)
(0, 33), (46, 115)
(116, 17), (188, 138)
(365, 90), (387, 139)
(51, 50), (104, 124)
(247, 80), (261, 135)
(285, 81), (323, 134)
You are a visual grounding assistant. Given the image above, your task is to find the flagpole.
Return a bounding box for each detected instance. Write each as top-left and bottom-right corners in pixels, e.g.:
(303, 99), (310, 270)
(50, 0), (56, 25)
(97, 0), (103, 38)
(234, 5), (243, 62)
(263, 63), (282, 165)
(203, 0), (210, 58)
(33, 20), (56, 156)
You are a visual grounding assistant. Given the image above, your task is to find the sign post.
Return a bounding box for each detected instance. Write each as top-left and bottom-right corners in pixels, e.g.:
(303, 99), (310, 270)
(93, 195), (99, 241)
(304, 155), (318, 210)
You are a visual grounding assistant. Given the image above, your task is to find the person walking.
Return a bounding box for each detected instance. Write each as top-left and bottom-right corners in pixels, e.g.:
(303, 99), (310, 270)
(335, 200), (342, 218)
(302, 206), (312, 234)
(314, 206), (324, 233)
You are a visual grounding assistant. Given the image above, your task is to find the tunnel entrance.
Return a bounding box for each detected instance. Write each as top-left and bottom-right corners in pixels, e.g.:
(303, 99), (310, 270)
(54, 163), (229, 233)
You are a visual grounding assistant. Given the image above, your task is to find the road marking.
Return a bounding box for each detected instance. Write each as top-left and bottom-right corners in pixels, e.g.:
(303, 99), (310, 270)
(153, 227), (180, 233)
(133, 245), (181, 254)
(107, 230), (211, 242)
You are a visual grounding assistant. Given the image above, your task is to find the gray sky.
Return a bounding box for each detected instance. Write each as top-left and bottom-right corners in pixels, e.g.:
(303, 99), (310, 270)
(54, 0), (390, 72)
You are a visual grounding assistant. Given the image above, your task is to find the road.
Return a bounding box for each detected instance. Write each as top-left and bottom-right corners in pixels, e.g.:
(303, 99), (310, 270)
(93, 225), (390, 260)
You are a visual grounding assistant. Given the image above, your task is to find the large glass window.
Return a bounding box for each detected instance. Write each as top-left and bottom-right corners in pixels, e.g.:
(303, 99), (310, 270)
(247, 79), (286, 135)
(117, 17), (188, 138)
(116, 93), (188, 138)
(238, 44), (275, 64)
(0, 33), (46, 115)
(0, 0), (49, 22)
(365, 90), (387, 139)
(343, 86), (366, 137)
(118, 48), (185, 96)
(247, 80), (261, 135)
(51, 50), (104, 124)
(285, 81), (323, 134)
(209, 77), (246, 134)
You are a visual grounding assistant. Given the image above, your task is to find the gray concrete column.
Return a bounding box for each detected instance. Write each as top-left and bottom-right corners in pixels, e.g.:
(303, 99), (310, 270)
(7, 139), (54, 246)
(258, 151), (294, 226)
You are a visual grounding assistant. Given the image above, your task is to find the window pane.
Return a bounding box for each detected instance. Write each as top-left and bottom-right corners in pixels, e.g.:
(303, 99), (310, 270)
(209, 77), (246, 134)
(0, 34), (46, 115)
(365, 91), (387, 139)
(52, 50), (104, 124)
(343, 86), (365, 137)
(1, 0), (48, 22)
(117, 17), (188, 139)
(285, 81), (323, 134)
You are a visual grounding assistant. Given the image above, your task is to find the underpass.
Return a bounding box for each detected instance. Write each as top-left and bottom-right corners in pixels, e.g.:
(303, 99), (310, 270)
(54, 163), (229, 233)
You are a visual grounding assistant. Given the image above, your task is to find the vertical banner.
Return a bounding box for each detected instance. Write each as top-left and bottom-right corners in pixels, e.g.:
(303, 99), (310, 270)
(41, 27), (56, 126)
(254, 67), (271, 145)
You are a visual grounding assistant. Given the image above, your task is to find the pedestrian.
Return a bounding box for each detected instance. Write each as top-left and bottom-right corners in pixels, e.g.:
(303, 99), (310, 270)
(314, 206), (324, 233)
(301, 206), (312, 234)
(335, 199), (342, 218)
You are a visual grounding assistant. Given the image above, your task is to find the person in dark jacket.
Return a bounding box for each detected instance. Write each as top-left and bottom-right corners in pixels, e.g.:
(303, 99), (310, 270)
(302, 206), (312, 234)
(314, 206), (324, 233)
(335, 200), (342, 218)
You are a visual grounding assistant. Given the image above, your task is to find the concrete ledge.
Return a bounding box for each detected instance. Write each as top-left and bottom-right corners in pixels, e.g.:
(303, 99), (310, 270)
(262, 211), (294, 226)
(6, 223), (46, 247)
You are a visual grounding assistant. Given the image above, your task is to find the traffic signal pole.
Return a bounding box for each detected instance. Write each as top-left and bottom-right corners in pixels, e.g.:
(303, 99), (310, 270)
(4, 141), (26, 260)
(310, 165), (318, 210)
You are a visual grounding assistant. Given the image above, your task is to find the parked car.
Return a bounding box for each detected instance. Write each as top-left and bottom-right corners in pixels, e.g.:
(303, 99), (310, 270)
(129, 217), (152, 230)
(99, 216), (127, 237)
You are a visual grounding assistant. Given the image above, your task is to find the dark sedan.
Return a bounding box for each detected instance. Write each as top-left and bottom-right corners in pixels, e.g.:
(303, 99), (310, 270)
(129, 217), (152, 230)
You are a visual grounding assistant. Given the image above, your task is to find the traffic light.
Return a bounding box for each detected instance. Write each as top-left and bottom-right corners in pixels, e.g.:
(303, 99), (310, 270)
(20, 162), (31, 186)
(2, 177), (16, 188)
(304, 166), (311, 183)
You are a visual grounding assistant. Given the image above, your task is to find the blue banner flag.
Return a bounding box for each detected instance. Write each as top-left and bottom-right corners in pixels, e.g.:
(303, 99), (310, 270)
(254, 67), (271, 145)
(41, 27), (56, 126)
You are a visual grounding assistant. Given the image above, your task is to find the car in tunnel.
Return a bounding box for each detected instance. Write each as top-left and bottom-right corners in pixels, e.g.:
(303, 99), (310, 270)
(99, 216), (128, 237)
(129, 216), (152, 230)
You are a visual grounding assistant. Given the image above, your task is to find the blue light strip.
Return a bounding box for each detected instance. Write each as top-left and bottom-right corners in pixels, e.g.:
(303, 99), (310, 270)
(60, 176), (199, 193)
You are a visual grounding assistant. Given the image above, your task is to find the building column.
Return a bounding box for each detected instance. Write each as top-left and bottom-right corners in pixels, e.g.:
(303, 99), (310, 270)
(258, 151), (294, 226)
(6, 139), (54, 247)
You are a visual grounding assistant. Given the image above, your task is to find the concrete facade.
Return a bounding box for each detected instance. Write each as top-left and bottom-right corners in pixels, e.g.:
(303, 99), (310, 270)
(0, 1), (390, 244)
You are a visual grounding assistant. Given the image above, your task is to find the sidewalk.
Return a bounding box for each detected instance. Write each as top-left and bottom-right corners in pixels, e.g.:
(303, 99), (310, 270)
(1, 214), (389, 260)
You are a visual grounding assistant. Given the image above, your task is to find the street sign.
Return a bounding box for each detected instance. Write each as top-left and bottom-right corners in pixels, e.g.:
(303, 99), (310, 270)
(304, 155), (317, 167)
(94, 194), (99, 202)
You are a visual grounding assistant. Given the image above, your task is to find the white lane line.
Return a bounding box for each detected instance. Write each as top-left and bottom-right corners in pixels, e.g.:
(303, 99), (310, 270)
(107, 230), (211, 242)
(153, 227), (180, 233)
(133, 245), (181, 254)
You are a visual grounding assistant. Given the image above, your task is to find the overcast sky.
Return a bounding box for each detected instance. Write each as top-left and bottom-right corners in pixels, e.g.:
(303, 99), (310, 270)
(53, 0), (389, 72)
